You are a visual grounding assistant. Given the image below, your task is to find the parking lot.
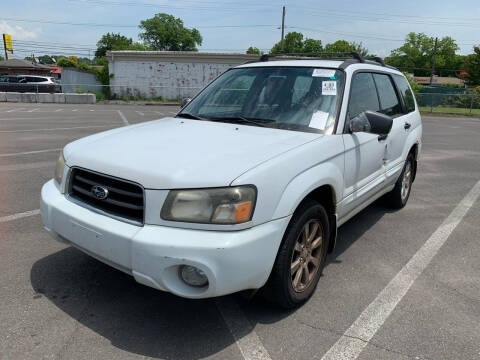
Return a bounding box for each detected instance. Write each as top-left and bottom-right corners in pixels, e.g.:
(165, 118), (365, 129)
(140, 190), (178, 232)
(1, 102), (479, 360)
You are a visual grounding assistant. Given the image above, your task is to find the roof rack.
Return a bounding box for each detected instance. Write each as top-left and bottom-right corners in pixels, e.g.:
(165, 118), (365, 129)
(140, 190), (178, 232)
(259, 52), (366, 62)
(256, 52), (396, 70)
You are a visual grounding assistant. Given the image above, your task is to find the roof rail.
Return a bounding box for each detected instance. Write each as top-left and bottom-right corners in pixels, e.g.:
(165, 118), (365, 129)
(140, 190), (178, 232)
(259, 52), (365, 63)
(257, 51), (397, 70)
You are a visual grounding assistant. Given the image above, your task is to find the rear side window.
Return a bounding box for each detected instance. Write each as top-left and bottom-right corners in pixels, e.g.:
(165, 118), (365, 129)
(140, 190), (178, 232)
(393, 74), (416, 113)
(348, 72), (380, 118)
(372, 74), (402, 116)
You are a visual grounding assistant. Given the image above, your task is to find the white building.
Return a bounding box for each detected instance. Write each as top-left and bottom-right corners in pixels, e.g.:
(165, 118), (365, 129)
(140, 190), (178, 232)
(107, 51), (259, 100)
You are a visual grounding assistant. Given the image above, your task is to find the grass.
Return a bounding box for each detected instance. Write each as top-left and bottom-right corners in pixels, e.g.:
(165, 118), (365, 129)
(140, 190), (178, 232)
(419, 106), (480, 117)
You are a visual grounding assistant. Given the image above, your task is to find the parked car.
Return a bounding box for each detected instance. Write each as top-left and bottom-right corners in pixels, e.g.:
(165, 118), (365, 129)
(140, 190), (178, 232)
(41, 53), (422, 308)
(0, 75), (61, 93)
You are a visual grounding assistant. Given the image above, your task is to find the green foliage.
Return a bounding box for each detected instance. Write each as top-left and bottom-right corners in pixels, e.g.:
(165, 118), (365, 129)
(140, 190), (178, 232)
(441, 83), (465, 89)
(324, 40), (368, 56)
(38, 55), (55, 64)
(56, 57), (77, 68)
(270, 33), (368, 57)
(302, 39), (323, 53)
(246, 46), (262, 55)
(75, 88), (85, 94)
(0, 55), (4, 61)
(463, 46), (480, 86)
(96, 33), (133, 57)
(385, 33), (462, 76)
(271, 32), (305, 53)
(139, 13), (202, 51)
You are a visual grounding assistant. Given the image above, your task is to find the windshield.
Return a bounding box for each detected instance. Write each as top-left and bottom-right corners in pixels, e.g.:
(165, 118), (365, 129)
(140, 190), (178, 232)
(179, 67), (345, 134)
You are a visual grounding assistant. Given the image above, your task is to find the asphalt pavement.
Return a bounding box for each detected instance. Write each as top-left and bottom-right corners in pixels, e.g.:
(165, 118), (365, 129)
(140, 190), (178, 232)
(0, 103), (479, 360)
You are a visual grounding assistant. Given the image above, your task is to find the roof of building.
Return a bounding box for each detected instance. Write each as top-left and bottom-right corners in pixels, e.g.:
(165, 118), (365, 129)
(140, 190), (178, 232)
(0, 58), (52, 70)
(413, 76), (465, 85)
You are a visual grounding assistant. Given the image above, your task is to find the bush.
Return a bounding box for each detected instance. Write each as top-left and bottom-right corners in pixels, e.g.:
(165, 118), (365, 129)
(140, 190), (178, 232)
(56, 57), (78, 68)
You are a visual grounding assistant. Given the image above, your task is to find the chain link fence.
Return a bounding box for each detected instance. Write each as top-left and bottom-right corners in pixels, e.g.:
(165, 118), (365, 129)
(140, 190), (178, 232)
(416, 93), (480, 116)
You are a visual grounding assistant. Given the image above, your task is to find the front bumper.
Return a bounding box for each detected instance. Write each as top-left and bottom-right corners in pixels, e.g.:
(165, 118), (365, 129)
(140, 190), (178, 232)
(40, 180), (290, 298)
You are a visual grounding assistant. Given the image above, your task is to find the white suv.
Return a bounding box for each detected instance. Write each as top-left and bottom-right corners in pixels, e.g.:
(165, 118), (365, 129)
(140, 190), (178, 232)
(41, 53), (422, 308)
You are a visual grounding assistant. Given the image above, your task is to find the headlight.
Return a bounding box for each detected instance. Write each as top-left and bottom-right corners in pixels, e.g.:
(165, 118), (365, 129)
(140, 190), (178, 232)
(161, 186), (256, 224)
(54, 150), (65, 185)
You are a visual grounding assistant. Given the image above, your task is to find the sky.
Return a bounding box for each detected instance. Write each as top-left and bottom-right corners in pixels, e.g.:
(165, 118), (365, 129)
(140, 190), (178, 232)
(1, 0), (480, 60)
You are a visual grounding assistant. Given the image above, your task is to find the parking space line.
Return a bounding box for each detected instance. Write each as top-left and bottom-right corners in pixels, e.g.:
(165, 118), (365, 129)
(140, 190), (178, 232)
(28, 108), (40, 113)
(5, 108), (25, 113)
(216, 297), (272, 360)
(54, 109), (63, 112)
(136, 111), (145, 116)
(320, 179), (480, 360)
(0, 209), (40, 223)
(0, 148), (61, 158)
(117, 110), (129, 125)
(72, 109), (78, 112)
(0, 125), (112, 133)
(0, 116), (76, 121)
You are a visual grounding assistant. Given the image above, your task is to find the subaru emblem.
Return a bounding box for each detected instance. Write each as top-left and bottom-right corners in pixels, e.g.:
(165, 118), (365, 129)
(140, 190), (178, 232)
(91, 185), (109, 200)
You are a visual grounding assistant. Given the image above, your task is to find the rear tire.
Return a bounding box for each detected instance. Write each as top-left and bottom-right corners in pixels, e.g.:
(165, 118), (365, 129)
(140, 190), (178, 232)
(263, 199), (330, 308)
(385, 153), (415, 209)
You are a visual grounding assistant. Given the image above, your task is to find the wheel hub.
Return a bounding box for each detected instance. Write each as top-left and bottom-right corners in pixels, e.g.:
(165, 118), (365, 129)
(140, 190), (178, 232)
(290, 219), (324, 293)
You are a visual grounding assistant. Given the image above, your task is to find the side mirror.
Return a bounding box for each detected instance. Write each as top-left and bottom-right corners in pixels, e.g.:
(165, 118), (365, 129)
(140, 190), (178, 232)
(181, 97), (191, 108)
(349, 111), (393, 137)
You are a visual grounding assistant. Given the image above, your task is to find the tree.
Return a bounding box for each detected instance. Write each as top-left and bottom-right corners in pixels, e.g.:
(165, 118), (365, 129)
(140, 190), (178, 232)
(0, 55), (5, 61)
(302, 39), (323, 53)
(139, 13), (202, 51)
(38, 55), (55, 64)
(247, 46), (262, 55)
(463, 46), (480, 85)
(95, 33), (146, 57)
(385, 33), (460, 76)
(324, 40), (368, 56)
(271, 32), (305, 53)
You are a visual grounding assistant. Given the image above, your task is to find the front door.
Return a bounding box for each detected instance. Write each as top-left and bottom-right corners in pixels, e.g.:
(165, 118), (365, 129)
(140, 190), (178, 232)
(340, 72), (387, 219)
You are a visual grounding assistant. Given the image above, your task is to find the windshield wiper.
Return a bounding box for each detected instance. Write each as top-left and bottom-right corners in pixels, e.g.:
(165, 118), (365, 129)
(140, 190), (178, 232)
(210, 116), (275, 128)
(176, 113), (208, 121)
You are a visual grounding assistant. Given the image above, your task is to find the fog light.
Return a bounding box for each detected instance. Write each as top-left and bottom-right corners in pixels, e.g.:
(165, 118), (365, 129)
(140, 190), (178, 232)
(180, 265), (208, 287)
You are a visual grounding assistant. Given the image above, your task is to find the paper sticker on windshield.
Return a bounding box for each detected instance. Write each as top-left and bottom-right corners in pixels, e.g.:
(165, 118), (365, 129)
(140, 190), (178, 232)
(312, 69), (336, 78)
(322, 81), (337, 96)
(309, 111), (329, 130)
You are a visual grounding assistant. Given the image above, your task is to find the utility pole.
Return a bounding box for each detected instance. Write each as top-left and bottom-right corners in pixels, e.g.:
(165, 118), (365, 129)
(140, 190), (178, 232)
(280, 6), (286, 53)
(429, 37), (438, 85)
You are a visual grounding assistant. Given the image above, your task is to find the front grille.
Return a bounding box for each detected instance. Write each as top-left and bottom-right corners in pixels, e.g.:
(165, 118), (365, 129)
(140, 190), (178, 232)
(68, 168), (144, 225)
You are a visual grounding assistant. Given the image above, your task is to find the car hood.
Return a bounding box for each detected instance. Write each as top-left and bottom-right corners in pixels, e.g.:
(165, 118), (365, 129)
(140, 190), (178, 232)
(64, 117), (321, 189)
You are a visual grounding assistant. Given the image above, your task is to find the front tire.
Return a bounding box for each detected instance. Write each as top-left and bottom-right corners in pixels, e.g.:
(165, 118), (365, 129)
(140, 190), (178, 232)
(385, 153), (415, 209)
(263, 199), (330, 308)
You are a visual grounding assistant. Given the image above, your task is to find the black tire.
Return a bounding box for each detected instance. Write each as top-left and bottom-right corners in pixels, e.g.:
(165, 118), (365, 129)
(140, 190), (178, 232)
(385, 153), (415, 209)
(262, 199), (330, 308)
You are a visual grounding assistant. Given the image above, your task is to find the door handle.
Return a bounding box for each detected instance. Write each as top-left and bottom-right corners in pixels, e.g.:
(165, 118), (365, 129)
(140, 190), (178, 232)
(404, 122), (411, 130)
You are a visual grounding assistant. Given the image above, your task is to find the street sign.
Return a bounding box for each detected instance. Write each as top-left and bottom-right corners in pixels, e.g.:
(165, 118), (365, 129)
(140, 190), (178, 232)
(3, 33), (14, 59)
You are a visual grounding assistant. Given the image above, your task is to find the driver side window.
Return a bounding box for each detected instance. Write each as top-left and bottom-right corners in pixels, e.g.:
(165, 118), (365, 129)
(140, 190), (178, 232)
(348, 72), (380, 119)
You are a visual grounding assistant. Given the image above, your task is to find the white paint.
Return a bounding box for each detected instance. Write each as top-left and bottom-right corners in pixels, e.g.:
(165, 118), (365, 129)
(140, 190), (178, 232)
(117, 110), (129, 125)
(0, 116), (76, 121)
(54, 109), (63, 112)
(215, 297), (272, 360)
(154, 111), (164, 116)
(5, 108), (25, 113)
(0, 148), (61, 157)
(0, 209), (40, 223)
(0, 125), (111, 133)
(136, 111), (145, 116)
(28, 108), (40, 113)
(72, 109), (78, 112)
(321, 179), (480, 360)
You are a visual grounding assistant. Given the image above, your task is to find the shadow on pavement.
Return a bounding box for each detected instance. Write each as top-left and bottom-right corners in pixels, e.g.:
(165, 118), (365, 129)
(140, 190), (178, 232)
(30, 199), (393, 359)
